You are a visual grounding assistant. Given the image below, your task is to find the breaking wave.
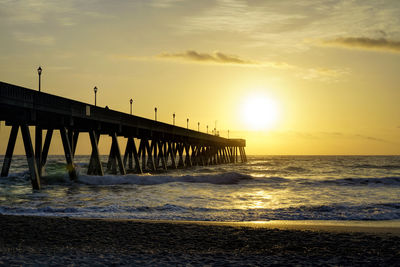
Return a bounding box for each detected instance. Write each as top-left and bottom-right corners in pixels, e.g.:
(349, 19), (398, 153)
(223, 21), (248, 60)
(320, 177), (400, 186)
(352, 164), (400, 170)
(77, 172), (253, 185)
(1, 203), (399, 221)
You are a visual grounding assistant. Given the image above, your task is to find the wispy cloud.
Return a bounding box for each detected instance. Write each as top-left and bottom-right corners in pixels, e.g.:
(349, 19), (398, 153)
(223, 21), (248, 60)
(273, 131), (392, 144)
(13, 32), (55, 45)
(157, 50), (258, 65)
(155, 50), (348, 81)
(353, 134), (389, 143)
(296, 67), (350, 82)
(323, 37), (400, 53)
(0, 0), (113, 26)
(149, 0), (184, 8)
(155, 49), (349, 82)
(177, 0), (400, 52)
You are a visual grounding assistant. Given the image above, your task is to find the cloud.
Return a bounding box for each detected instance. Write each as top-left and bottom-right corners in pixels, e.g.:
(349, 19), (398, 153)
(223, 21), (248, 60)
(156, 50), (348, 81)
(149, 0), (184, 8)
(274, 131), (391, 144)
(297, 67), (350, 82)
(0, 0), (113, 26)
(157, 50), (258, 65)
(320, 132), (391, 143)
(176, 0), (400, 52)
(13, 32), (55, 45)
(323, 37), (400, 53)
(353, 134), (388, 143)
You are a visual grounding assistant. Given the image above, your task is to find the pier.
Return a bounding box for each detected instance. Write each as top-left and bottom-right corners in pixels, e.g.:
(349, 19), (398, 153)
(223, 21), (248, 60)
(0, 81), (246, 189)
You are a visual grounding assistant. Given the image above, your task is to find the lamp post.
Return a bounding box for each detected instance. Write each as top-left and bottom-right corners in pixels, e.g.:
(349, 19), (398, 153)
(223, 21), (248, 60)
(154, 107), (157, 121)
(130, 99), (133, 115)
(187, 118), (189, 129)
(173, 113), (175, 125)
(228, 130), (230, 139)
(94, 86), (98, 106)
(198, 122), (200, 131)
(207, 125), (208, 134)
(37, 66), (42, 92)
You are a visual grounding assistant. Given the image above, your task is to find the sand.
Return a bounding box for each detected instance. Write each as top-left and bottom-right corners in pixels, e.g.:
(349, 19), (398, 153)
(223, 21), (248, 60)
(1, 215), (399, 266)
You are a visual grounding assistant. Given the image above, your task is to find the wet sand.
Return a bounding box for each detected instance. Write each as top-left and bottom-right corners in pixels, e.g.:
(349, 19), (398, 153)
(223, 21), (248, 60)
(1, 214), (399, 266)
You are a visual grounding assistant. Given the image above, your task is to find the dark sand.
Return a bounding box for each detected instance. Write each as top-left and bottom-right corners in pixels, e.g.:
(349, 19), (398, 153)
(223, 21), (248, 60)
(1, 215), (399, 266)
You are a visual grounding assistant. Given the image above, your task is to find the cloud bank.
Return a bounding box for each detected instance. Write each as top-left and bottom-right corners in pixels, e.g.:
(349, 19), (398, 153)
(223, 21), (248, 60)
(157, 50), (258, 65)
(324, 37), (400, 53)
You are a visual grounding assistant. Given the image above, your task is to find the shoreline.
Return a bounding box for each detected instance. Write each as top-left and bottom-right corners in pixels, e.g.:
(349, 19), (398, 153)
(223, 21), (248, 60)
(80, 217), (400, 235)
(3, 213), (400, 234)
(1, 214), (399, 265)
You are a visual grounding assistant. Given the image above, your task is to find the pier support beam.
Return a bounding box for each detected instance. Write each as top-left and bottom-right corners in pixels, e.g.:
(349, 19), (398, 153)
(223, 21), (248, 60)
(21, 125), (41, 189)
(35, 126), (42, 177)
(184, 144), (192, 167)
(145, 139), (156, 171)
(1, 125), (18, 177)
(107, 139), (117, 173)
(60, 127), (77, 181)
(88, 131), (104, 176)
(139, 139), (146, 171)
(40, 129), (53, 174)
(167, 141), (177, 169)
(70, 130), (79, 157)
(158, 141), (167, 171)
(124, 137), (142, 174)
(177, 143), (185, 167)
(108, 133), (126, 175)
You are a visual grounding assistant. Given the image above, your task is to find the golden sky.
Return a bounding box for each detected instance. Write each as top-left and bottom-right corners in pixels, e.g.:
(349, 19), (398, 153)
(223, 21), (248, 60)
(0, 0), (399, 155)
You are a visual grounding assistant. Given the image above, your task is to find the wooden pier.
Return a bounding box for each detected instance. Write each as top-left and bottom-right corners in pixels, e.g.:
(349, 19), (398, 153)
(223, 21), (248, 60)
(0, 81), (247, 189)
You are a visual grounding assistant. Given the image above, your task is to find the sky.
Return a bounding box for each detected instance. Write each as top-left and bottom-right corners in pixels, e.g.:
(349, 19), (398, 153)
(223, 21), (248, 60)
(0, 0), (399, 155)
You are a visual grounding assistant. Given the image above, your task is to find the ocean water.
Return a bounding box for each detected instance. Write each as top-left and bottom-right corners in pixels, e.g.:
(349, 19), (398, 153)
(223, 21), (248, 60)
(0, 155), (399, 222)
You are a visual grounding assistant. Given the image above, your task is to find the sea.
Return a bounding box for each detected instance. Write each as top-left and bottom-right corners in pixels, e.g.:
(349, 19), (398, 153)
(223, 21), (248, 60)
(0, 155), (399, 222)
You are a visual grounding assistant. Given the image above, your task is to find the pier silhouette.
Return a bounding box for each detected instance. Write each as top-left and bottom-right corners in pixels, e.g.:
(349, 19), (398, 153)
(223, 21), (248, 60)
(0, 81), (247, 189)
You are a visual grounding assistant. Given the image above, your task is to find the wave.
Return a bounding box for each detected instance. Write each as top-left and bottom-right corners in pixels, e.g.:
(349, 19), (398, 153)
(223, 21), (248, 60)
(321, 177), (400, 186)
(352, 164), (400, 170)
(3, 169), (400, 188)
(1, 203), (399, 221)
(283, 166), (309, 173)
(77, 172), (253, 186)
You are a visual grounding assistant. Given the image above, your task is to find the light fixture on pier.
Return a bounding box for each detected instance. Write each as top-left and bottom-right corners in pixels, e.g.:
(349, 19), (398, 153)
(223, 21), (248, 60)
(198, 122), (200, 132)
(37, 66), (42, 92)
(155, 107), (157, 121)
(187, 118), (189, 129)
(207, 125), (208, 134)
(94, 86), (98, 106)
(228, 130), (230, 139)
(173, 113), (175, 125)
(130, 99), (133, 115)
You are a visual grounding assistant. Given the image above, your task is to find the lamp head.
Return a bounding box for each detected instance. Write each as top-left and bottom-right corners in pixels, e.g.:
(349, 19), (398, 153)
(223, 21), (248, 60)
(37, 66), (42, 75)
(94, 86), (98, 93)
(130, 99), (133, 104)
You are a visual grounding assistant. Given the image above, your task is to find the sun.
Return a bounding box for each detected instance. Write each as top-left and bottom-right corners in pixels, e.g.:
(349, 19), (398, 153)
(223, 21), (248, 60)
(241, 94), (279, 130)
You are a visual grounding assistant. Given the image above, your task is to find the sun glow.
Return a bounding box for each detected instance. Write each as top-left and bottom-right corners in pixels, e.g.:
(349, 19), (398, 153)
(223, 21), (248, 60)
(241, 94), (279, 130)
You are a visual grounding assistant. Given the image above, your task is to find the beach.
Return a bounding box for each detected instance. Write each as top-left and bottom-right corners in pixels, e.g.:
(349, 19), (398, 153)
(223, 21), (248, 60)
(1, 215), (399, 266)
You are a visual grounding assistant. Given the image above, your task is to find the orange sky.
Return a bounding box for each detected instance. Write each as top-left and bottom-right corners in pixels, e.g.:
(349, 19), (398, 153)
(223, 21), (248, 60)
(0, 0), (399, 155)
